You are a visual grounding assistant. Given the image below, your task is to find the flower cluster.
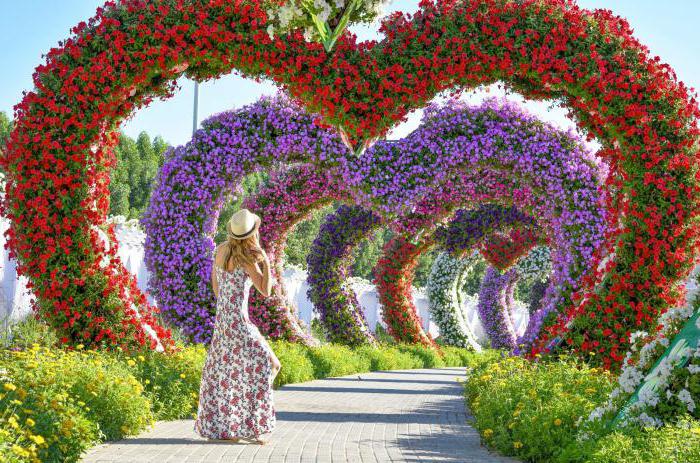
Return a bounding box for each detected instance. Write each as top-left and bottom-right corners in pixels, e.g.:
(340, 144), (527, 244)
(515, 246), (552, 285)
(426, 251), (483, 349)
(143, 96), (347, 344)
(243, 164), (350, 343)
(479, 227), (542, 272)
(585, 265), (700, 428)
(477, 267), (520, 350)
(5, 0), (697, 364)
(305, 205), (380, 346)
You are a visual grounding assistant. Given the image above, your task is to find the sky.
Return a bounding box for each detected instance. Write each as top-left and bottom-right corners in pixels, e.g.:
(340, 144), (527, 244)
(1, 1), (699, 146)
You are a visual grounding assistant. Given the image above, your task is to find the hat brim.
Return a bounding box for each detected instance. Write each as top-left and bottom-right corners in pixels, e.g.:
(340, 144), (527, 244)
(228, 216), (260, 240)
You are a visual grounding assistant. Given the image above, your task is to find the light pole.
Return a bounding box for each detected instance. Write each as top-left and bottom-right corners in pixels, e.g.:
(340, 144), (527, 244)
(192, 81), (199, 136)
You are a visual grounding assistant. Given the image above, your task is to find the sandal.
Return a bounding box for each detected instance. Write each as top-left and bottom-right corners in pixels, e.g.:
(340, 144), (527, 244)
(207, 437), (241, 443)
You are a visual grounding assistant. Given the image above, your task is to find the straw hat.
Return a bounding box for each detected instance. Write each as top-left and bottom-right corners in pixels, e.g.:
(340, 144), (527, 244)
(227, 209), (260, 240)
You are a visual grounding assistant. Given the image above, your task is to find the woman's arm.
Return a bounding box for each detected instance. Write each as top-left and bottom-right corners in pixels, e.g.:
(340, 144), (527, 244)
(244, 252), (273, 297)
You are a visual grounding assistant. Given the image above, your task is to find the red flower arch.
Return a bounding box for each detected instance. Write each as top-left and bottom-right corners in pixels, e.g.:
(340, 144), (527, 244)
(3, 0), (698, 369)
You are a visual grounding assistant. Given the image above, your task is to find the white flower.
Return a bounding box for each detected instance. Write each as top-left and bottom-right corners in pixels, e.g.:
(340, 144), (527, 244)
(303, 27), (315, 42)
(678, 389), (696, 413)
(267, 24), (275, 39)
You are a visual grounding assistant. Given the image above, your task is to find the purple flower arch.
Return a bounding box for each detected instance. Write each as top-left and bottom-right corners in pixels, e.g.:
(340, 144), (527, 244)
(349, 99), (608, 350)
(143, 97), (348, 343)
(306, 205), (382, 346)
(477, 267), (521, 349)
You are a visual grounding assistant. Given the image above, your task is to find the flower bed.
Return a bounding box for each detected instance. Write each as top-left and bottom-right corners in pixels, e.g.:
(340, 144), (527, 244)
(143, 97), (347, 344)
(0, 341), (477, 462)
(463, 355), (700, 463)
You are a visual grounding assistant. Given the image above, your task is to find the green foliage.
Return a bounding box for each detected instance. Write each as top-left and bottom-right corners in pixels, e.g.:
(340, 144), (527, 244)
(464, 355), (616, 461)
(353, 345), (422, 371)
(567, 422), (700, 463)
(270, 340), (316, 388)
(215, 171), (268, 243)
(1, 317), (57, 350)
(460, 258), (487, 295)
(305, 344), (372, 378)
(109, 131), (169, 218)
(351, 227), (388, 280)
(396, 344), (446, 368)
(284, 204), (334, 268)
(0, 111), (11, 160)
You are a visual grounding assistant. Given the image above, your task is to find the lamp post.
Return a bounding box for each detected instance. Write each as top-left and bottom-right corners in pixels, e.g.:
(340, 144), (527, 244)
(192, 81), (199, 136)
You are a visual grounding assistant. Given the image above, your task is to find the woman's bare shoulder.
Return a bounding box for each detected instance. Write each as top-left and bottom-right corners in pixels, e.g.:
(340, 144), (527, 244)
(213, 244), (228, 264)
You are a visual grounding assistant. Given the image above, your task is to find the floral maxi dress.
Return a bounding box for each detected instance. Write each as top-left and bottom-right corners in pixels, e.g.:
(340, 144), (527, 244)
(194, 267), (276, 439)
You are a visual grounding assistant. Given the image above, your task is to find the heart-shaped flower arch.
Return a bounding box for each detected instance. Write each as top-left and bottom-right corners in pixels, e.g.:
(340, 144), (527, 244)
(142, 97), (348, 344)
(426, 251), (484, 349)
(3, 0), (698, 368)
(360, 100), (606, 350)
(425, 206), (539, 348)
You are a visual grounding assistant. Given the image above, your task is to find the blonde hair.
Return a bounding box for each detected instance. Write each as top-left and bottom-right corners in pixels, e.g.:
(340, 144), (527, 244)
(218, 232), (264, 271)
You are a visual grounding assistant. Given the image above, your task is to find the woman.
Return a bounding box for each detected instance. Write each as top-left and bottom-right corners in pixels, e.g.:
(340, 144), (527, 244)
(195, 209), (282, 444)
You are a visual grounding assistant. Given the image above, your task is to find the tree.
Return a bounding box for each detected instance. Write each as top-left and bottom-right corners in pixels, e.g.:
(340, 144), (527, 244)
(109, 131), (169, 218)
(0, 111), (12, 160)
(215, 172), (268, 243)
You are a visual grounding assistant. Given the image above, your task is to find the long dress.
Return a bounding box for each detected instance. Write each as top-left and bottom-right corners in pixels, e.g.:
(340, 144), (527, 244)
(194, 266), (276, 439)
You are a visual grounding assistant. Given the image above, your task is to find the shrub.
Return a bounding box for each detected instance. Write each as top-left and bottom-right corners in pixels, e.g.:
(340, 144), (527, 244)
(396, 344), (446, 368)
(117, 344), (206, 421)
(354, 345), (422, 371)
(464, 356), (614, 461)
(1, 347), (101, 463)
(270, 341), (315, 388)
(559, 420), (700, 463)
(0, 317), (57, 350)
(305, 344), (371, 378)
(2, 346), (153, 443)
(440, 346), (467, 367)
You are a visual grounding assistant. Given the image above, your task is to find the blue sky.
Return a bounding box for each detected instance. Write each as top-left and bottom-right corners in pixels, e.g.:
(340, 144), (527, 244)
(1, 1), (698, 145)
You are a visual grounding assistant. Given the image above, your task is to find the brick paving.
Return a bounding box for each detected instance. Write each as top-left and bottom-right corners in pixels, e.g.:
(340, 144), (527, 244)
(81, 367), (518, 463)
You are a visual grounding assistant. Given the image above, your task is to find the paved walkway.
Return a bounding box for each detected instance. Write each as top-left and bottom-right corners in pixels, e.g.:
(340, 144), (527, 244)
(81, 368), (517, 463)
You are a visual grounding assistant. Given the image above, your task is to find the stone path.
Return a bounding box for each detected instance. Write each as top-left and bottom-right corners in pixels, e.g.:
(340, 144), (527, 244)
(81, 367), (517, 463)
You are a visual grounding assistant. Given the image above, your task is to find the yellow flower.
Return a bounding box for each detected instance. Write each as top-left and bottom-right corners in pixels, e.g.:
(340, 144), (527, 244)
(513, 441), (523, 449)
(127, 359), (136, 367)
(76, 344), (85, 350)
(554, 419), (562, 426)
(137, 355), (146, 362)
(144, 379), (151, 385)
(11, 445), (30, 458)
(3, 383), (17, 391)
(30, 435), (46, 446)
(483, 429), (494, 438)
(180, 373), (186, 379)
